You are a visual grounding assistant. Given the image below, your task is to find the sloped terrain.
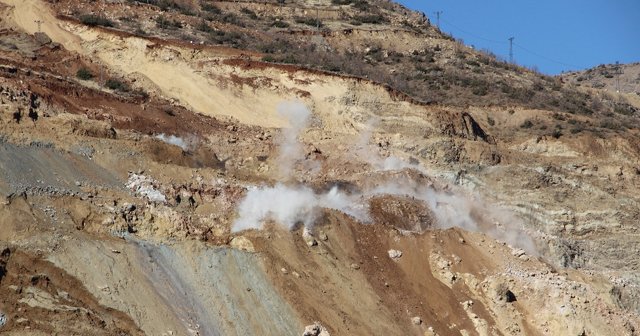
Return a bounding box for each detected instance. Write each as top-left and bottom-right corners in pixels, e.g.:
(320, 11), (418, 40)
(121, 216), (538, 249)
(0, 0), (639, 336)
(563, 62), (640, 95)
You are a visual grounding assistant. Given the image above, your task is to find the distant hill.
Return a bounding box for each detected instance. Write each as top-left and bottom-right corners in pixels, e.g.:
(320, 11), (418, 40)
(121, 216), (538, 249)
(562, 62), (640, 95)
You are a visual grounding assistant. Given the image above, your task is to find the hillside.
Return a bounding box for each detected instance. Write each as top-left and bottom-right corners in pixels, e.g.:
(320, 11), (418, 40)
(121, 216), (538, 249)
(562, 62), (640, 95)
(37, 0), (640, 116)
(0, 0), (639, 335)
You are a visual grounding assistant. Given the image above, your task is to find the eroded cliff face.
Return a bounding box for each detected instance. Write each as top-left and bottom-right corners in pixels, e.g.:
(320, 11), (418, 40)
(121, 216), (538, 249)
(0, 1), (639, 335)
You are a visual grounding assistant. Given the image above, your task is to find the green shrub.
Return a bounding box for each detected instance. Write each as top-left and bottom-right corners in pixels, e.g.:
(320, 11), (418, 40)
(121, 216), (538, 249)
(352, 14), (387, 24)
(197, 19), (214, 33)
(520, 119), (534, 129)
(207, 30), (243, 46)
(221, 13), (242, 26)
(201, 3), (221, 14)
(105, 78), (129, 92)
(240, 8), (258, 20)
(472, 84), (488, 96)
(295, 17), (322, 27)
(76, 67), (94, 80)
(271, 20), (289, 28)
(156, 15), (182, 29)
(79, 14), (114, 27)
(353, 0), (370, 10)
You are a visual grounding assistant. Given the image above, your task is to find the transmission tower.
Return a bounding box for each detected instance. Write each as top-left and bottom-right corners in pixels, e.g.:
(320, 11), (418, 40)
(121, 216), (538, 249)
(34, 20), (43, 33)
(508, 37), (514, 63)
(434, 11), (443, 28)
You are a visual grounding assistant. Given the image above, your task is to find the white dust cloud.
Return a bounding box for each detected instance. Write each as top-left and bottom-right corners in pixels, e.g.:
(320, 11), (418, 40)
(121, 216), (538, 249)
(275, 101), (311, 180)
(231, 102), (536, 253)
(232, 184), (366, 232)
(155, 133), (192, 151)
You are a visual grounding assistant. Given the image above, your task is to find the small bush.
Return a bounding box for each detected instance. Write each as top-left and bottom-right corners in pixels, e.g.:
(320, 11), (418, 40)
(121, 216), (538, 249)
(207, 30), (243, 46)
(352, 14), (387, 24)
(487, 116), (495, 126)
(570, 126), (584, 134)
(79, 14), (114, 27)
(221, 13), (242, 26)
(295, 17), (323, 28)
(134, 27), (147, 36)
(271, 20), (289, 28)
(472, 84), (488, 96)
(156, 15), (183, 29)
(196, 19), (214, 33)
(201, 3), (221, 14)
(105, 78), (129, 92)
(240, 8), (258, 20)
(353, 0), (370, 10)
(133, 88), (149, 100)
(520, 119), (534, 129)
(76, 67), (94, 80)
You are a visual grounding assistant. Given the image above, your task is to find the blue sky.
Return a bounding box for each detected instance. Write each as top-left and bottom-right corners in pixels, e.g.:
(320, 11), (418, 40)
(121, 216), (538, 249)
(396, 0), (640, 75)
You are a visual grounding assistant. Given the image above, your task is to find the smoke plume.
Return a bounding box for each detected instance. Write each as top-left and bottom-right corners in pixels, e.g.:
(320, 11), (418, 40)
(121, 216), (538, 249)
(231, 102), (536, 253)
(155, 133), (192, 151)
(276, 101), (311, 180)
(232, 184), (366, 233)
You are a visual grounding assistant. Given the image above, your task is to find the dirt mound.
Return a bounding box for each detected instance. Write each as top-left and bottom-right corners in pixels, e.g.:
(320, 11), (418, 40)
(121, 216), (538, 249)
(0, 245), (142, 335)
(369, 194), (435, 232)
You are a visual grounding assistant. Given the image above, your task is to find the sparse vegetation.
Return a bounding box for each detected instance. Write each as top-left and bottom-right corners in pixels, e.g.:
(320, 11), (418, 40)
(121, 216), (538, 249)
(201, 3), (221, 15)
(352, 14), (387, 24)
(295, 17), (323, 28)
(520, 119), (534, 129)
(76, 67), (94, 80)
(207, 30), (243, 46)
(105, 78), (129, 92)
(196, 19), (214, 33)
(74, 0), (634, 119)
(156, 15), (183, 29)
(79, 14), (114, 27)
(240, 8), (258, 20)
(271, 20), (289, 28)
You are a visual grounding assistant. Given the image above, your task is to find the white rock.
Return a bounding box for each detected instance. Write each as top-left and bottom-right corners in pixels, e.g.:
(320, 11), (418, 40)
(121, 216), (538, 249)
(303, 228), (318, 247)
(511, 248), (526, 258)
(388, 249), (403, 260)
(230, 236), (255, 252)
(302, 322), (330, 336)
(411, 316), (422, 325)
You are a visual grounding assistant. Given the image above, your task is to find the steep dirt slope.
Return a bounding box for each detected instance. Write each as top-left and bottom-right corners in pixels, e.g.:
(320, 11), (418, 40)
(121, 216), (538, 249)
(0, 243), (144, 335)
(0, 0), (640, 335)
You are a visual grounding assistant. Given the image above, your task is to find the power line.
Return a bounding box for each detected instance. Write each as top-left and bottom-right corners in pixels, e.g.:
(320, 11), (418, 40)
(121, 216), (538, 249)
(513, 42), (584, 69)
(433, 13), (586, 71)
(439, 18), (506, 45)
